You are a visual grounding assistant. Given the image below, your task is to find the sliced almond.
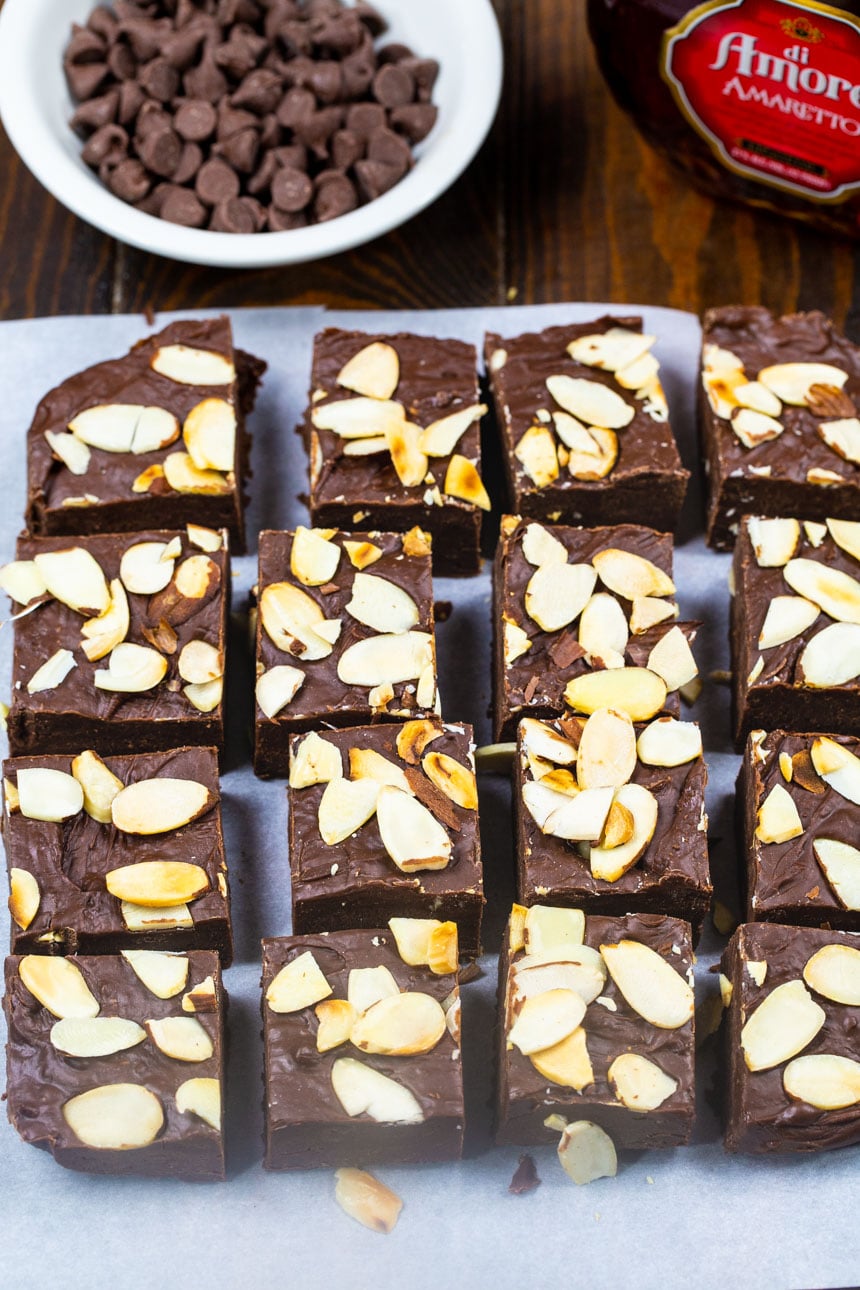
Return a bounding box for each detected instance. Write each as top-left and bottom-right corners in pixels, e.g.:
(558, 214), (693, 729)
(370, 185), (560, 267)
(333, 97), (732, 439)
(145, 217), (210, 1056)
(19, 956), (99, 1019)
(260, 581), (334, 661)
(600, 798), (635, 848)
(63, 1083), (163, 1149)
(267, 950), (333, 1014)
(808, 467), (845, 486)
(346, 573), (420, 634)
(817, 418), (860, 465)
(337, 631), (433, 687)
(337, 342), (400, 399)
(313, 396), (406, 439)
(544, 786), (614, 842)
(187, 524), (223, 553)
(316, 999), (358, 1052)
(80, 579), (130, 662)
(178, 640), (223, 685)
(175, 1077), (221, 1130)
(27, 648), (77, 694)
(567, 327), (654, 372)
(9, 868), (40, 930)
(335, 1168), (402, 1235)
(616, 351), (660, 391)
(803, 943), (860, 1006)
(106, 860), (209, 907)
(564, 667), (667, 721)
(419, 403), (485, 457)
(120, 541), (178, 596)
(182, 399), (236, 472)
(600, 939), (694, 1029)
(384, 420), (427, 487)
(747, 960), (768, 986)
(799, 623), (860, 687)
(804, 521), (828, 547)
(557, 1120), (617, 1186)
(576, 708), (637, 790)
(530, 1026), (593, 1089)
(443, 455), (491, 510)
(290, 731), (342, 787)
(396, 720), (444, 765)
(558, 420), (618, 480)
(608, 1053), (677, 1111)
(4, 776), (19, 813)
(182, 975), (217, 1013)
(578, 593), (628, 668)
(590, 783), (659, 881)
(741, 979), (825, 1071)
(318, 777), (379, 845)
(509, 904), (528, 953)
(757, 595), (819, 649)
(331, 1057), (424, 1124)
(514, 424), (559, 487)
(636, 717), (702, 767)
(421, 751), (477, 810)
(783, 1054), (860, 1110)
(16, 767), (84, 822)
(514, 947), (606, 1005)
(347, 965), (400, 1015)
(111, 778), (212, 835)
(525, 562), (597, 633)
(783, 558), (860, 625)
(813, 838), (860, 910)
(524, 905), (585, 954)
(184, 677), (223, 713)
(290, 527), (341, 587)
(826, 517), (860, 563)
(94, 643), (168, 693)
(121, 900), (193, 930)
(810, 737), (860, 805)
(163, 452), (232, 495)
(758, 362), (847, 406)
(349, 747), (412, 795)
(521, 523), (568, 568)
(51, 1016), (145, 1057)
(647, 626), (698, 692)
(734, 381), (783, 416)
(132, 463), (166, 493)
(376, 784), (452, 872)
(508, 988), (587, 1055)
(151, 344), (234, 385)
(146, 1015), (213, 1062)
(68, 403), (145, 452)
(521, 718), (577, 767)
(256, 665), (305, 719)
(703, 362), (746, 418)
(350, 992), (446, 1056)
(731, 407), (783, 448)
(546, 375), (634, 429)
(427, 923), (459, 975)
(46, 429), (91, 474)
(343, 539), (383, 570)
(755, 783), (803, 844)
(504, 619), (532, 663)
(523, 779), (577, 830)
(122, 949), (189, 999)
(0, 559), (48, 606)
(34, 547), (110, 616)
(747, 517), (800, 568)
(72, 749), (123, 823)
(592, 548), (675, 600)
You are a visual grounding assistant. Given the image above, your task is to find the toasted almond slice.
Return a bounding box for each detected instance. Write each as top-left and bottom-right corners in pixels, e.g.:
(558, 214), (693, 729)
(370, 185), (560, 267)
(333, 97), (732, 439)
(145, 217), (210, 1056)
(757, 595), (820, 649)
(9, 868), (40, 930)
(429, 925), (459, 978)
(590, 783), (659, 881)
(337, 438), (382, 458)
(608, 1053), (678, 1111)
(313, 396), (406, 439)
(508, 988), (587, 1055)
(808, 467), (845, 485)
(803, 943), (860, 1005)
(615, 351), (660, 391)
(121, 900), (193, 930)
(107, 860), (209, 907)
(565, 425), (618, 480)
(514, 423), (559, 487)
(551, 410), (608, 457)
(755, 783), (803, 844)
(636, 717), (702, 766)
(182, 975), (217, 1013)
(746, 960), (768, 987)
(557, 1120), (617, 1185)
(46, 429), (91, 474)
(267, 950), (332, 1013)
(256, 665), (305, 719)
(780, 751), (795, 782)
(567, 327), (655, 372)
(34, 547), (110, 616)
(504, 618), (532, 664)
(4, 776), (19, 812)
(394, 721), (443, 768)
(758, 361), (847, 405)
(164, 451), (232, 495)
(19, 956), (99, 1019)
(564, 667), (667, 721)
(443, 454), (491, 509)
(122, 949), (189, 999)
(68, 403), (140, 452)
(0, 559), (48, 605)
(177, 642), (222, 689)
(813, 838), (860, 909)
(747, 517), (800, 568)
(734, 380), (782, 416)
(132, 463), (166, 493)
(27, 648), (77, 694)
(525, 562), (597, 633)
(592, 548), (675, 600)
(175, 1077), (221, 1130)
(184, 677), (223, 713)
(509, 904), (528, 954)
(703, 364), (746, 418)
(337, 342), (400, 399)
(290, 527), (341, 587)
(316, 999), (358, 1052)
(376, 784), (452, 872)
(825, 517), (860, 562)
(514, 946), (606, 1004)
(94, 642), (168, 693)
(384, 420), (427, 487)
(151, 344), (234, 385)
(810, 736), (860, 803)
(521, 523), (568, 568)
(741, 979), (825, 1071)
(419, 403), (486, 456)
(731, 407), (784, 448)
(647, 626), (698, 691)
(133, 407), (182, 453)
(421, 751), (477, 809)
(799, 622), (860, 687)
(802, 520), (827, 547)
(16, 767), (84, 822)
(260, 581), (333, 660)
(387, 917), (442, 967)
(120, 541), (178, 595)
(187, 524), (223, 553)
(337, 631), (433, 687)
(529, 1025), (593, 1090)
(546, 375), (635, 429)
(600, 798), (635, 848)
(545, 786), (614, 842)
(146, 1015), (213, 1062)
(111, 777), (212, 835)
(783, 557), (860, 624)
(331, 1057), (424, 1124)
(63, 1083), (163, 1149)
(51, 1016), (146, 1057)
(347, 965), (400, 1015)
(318, 777), (379, 845)
(576, 708), (637, 790)
(521, 718), (577, 766)
(346, 572), (420, 634)
(290, 731), (342, 786)
(335, 1167), (403, 1234)
(350, 992), (447, 1056)
(600, 939), (694, 1029)
(72, 749), (123, 823)
(578, 593), (628, 668)
(522, 779), (577, 830)
(343, 539), (383, 569)
(349, 747), (412, 794)
(783, 1054), (860, 1110)
(525, 905), (585, 953)
(817, 417), (860, 465)
(80, 578), (130, 662)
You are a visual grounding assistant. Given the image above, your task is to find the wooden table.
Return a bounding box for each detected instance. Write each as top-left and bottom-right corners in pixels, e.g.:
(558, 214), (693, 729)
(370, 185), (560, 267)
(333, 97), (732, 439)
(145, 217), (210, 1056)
(1, 0), (858, 330)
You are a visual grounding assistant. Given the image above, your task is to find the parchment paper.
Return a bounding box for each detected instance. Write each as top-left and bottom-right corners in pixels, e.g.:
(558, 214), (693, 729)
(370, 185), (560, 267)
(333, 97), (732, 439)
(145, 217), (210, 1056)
(0, 304), (856, 1290)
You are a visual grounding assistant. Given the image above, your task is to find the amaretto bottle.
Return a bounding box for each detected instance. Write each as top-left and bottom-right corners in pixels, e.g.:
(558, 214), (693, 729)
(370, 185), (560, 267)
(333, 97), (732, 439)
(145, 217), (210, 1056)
(587, 0), (860, 237)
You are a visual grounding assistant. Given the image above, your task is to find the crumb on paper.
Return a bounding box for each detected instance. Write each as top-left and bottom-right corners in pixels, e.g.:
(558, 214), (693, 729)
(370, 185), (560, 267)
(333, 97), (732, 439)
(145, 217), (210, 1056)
(509, 1154), (541, 1195)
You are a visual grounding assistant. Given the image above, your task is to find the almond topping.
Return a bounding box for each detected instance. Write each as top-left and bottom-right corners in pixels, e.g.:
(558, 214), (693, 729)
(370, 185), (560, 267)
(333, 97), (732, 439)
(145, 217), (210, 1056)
(350, 992), (447, 1056)
(346, 572), (420, 634)
(576, 708), (637, 790)
(546, 375), (635, 429)
(178, 640), (223, 686)
(783, 558), (860, 624)
(514, 424), (559, 487)
(256, 665), (305, 719)
(557, 1121), (617, 1186)
(514, 946), (606, 1005)
(183, 398), (235, 472)
(34, 547), (110, 616)
(27, 649), (77, 694)
(600, 939), (694, 1029)
(419, 404), (486, 457)
(609, 1053), (678, 1111)
(267, 951), (333, 1014)
(741, 979), (825, 1071)
(783, 1054), (860, 1110)
(289, 732), (342, 787)
(508, 988), (587, 1055)
(757, 595), (819, 649)
(564, 667), (667, 721)
(68, 403), (179, 453)
(799, 623), (860, 687)
(826, 517), (860, 562)
(525, 562), (597, 632)
(421, 751), (477, 810)
(9, 869), (40, 930)
(19, 956), (99, 1019)
(46, 430), (91, 474)
(647, 626), (698, 691)
(810, 736), (860, 803)
(592, 548), (675, 600)
(347, 965), (400, 1014)
(51, 1016), (146, 1058)
(349, 747), (412, 794)
(331, 1057), (424, 1124)
(132, 463), (166, 493)
(94, 643), (168, 693)
(561, 421), (619, 480)
(396, 719), (443, 764)
(335, 1168), (403, 1234)
(260, 581), (336, 660)
(120, 901), (193, 930)
(106, 859), (209, 907)
(747, 517), (800, 567)
(376, 784), (452, 871)
(184, 677), (223, 713)
(443, 454), (491, 509)
(803, 943), (860, 1005)
(290, 526), (341, 586)
(758, 361), (847, 406)
(504, 619), (532, 663)
(385, 420), (428, 487)
(0, 559), (48, 605)
(72, 749), (123, 823)
(163, 452), (232, 495)
(521, 718), (577, 766)
(817, 418), (860, 465)
(146, 1016), (213, 1062)
(578, 593), (628, 668)
(318, 777), (379, 845)
(111, 778), (212, 835)
(636, 717), (702, 767)
(521, 523), (568, 568)
(176, 1077), (221, 1129)
(731, 407), (783, 448)
(567, 328), (655, 372)
(544, 786), (614, 843)
(734, 381), (783, 416)
(63, 1084), (163, 1149)
(791, 748), (824, 793)
(187, 525), (223, 552)
(337, 342), (400, 400)
(343, 539), (383, 570)
(337, 631), (433, 687)
(589, 783), (659, 881)
(121, 949), (189, 999)
(151, 344), (235, 385)
(755, 783), (803, 843)
(530, 1026), (594, 1090)
(312, 396), (406, 439)
(524, 905), (585, 953)
(813, 838), (860, 910)
(315, 999), (357, 1052)
(16, 767), (84, 822)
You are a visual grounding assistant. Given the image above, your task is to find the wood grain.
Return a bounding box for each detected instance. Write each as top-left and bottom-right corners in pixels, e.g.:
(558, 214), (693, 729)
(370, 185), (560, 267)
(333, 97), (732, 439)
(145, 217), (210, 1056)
(0, 0), (858, 332)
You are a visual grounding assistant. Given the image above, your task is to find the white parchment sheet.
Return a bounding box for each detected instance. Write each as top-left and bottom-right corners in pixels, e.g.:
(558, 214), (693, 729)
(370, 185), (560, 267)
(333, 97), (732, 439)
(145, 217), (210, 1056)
(0, 304), (856, 1290)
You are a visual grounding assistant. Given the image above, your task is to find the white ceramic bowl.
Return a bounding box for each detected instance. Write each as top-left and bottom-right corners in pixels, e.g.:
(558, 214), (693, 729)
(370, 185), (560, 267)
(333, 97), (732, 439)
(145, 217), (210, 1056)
(0, 0), (502, 269)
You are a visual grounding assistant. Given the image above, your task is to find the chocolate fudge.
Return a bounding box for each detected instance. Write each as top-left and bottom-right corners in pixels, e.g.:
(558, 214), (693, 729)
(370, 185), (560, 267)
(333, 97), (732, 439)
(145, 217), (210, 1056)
(515, 713), (711, 936)
(3, 746), (232, 962)
(496, 906), (696, 1148)
(262, 924), (463, 1169)
(288, 721), (483, 957)
(254, 526), (439, 776)
(731, 515), (860, 745)
(484, 317), (689, 531)
(303, 329), (488, 577)
(493, 516), (700, 741)
(2, 528), (229, 757)
(25, 318), (264, 551)
(700, 307), (860, 550)
(739, 730), (860, 933)
(5, 950), (226, 1179)
(722, 922), (860, 1154)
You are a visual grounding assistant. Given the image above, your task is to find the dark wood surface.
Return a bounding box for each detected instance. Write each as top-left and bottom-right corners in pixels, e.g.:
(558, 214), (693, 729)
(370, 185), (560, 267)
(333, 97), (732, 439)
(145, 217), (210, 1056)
(1, 0), (858, 331)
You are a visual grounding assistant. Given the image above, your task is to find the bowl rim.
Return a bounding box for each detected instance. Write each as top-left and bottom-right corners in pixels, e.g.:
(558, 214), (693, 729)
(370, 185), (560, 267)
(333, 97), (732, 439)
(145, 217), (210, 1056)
(0, 0), (503, 269)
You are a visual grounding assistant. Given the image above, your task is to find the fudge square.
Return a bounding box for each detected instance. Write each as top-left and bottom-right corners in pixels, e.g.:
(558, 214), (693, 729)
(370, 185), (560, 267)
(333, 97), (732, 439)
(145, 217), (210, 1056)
(3, 746), (233, 963)
(484, 317), (689, 532)
(721, 921), (860, 1154)
(700, 306), (860, 551)
(739, 730), (860, 934)
(288, 721), (483, 957)
(25, 317), (265, 552)
(496, 905), (696, 1148)
(731, 515), (860, 745)
(2, 527), (229, 758)
(262, 923), (463, 1170)
(5, 950), (226, 1180)
(254, 526), (440, 776)
(515, 712), (710, 937)
(493, 516), (700, 741)
(303, 328), (488, 577)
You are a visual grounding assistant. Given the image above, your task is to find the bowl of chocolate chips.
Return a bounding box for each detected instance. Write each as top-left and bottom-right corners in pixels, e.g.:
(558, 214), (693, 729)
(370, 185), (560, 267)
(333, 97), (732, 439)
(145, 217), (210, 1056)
(0, 0), (502, 268)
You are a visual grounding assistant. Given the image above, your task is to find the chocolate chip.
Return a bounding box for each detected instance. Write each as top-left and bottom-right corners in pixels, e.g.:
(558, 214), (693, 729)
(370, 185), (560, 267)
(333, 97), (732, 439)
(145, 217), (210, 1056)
(293, 106), (344, 159)
(367, 125), (411, 178)
(173, 140), (204, 184)
(345, 102), (385, 139)
(372, 63), (413, 108)
(259, 113), (281, 149)
(267, 205), (308, 230)
(313, 173), (357, 222)
(108, 157), (151, 203)
(217, 102), (258, 142)
(273, 142), (308, 170)
(308, 61), (342, 104)
(117, 80), (145, 126)
(81, 123), (128, 168)
(139, 56), (180, 103)
(71, 90), (120, 135)
(353, 157), (399, 201)
(310, 12), (364, 55)
(87, 7), (119, 41)
(401, 57), (440, 102)
(66, 26), (107, 65)
(377, 43), (413, 64)
(183, 49), (229, 103)
(271, 166), (313, 212)
(161, 27), (205, 72)
(195, 156), (241, 205)
(247, 150), (279, 195)
(135, 102), (173, 140)
(120, 18), (168, 63)
(389, 102), (438, 144)
(66, 61), (110, 100)
(330, 127), (363, 170)
(215, 30), (269, 79)
(137, 126), (182, 178)
(161, 186), (207, 227)
(353, 1), (387, 37)
(276, 87), (316, 129)
(107, 43), (137, 82)
(340, 45), (375, 98)
(219, 126), (260, 174)
(232, 69), (284, 115)
(174, 98), (217, 142)
(209, 195), (264, 232)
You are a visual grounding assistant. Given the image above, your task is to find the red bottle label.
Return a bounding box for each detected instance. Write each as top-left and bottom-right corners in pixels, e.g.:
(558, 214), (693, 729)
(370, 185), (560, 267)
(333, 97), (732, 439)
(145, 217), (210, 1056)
(662, 0), (860, 201)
